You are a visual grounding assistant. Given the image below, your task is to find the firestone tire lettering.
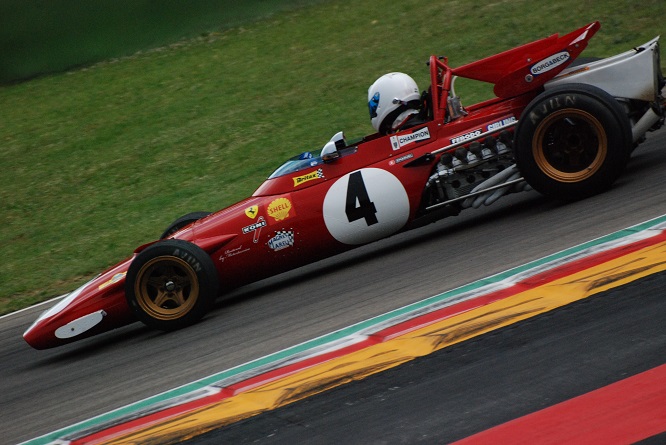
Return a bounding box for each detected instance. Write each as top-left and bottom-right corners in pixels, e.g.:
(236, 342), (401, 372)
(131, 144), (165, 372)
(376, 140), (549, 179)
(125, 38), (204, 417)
(514, 83), (631, 200)
(125, 239), (219, 331)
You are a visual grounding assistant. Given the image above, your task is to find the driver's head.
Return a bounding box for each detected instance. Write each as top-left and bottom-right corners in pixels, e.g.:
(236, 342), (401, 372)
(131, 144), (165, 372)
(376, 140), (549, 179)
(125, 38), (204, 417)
(368, 72), (420, 134)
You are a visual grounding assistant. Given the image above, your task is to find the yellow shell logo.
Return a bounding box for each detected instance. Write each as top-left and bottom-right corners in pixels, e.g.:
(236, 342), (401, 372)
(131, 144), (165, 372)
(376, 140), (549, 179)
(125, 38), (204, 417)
(245, 205), (259, 219)
(267, 197), (292, 221)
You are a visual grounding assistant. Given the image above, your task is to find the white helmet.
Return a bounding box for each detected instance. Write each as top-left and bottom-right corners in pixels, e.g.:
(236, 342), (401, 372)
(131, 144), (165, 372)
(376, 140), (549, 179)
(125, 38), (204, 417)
(368, 72), (420, 134)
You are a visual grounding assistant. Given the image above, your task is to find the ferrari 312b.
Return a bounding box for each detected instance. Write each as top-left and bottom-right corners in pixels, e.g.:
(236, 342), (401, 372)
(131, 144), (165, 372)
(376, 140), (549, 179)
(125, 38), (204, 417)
(24, 22), (665, 349)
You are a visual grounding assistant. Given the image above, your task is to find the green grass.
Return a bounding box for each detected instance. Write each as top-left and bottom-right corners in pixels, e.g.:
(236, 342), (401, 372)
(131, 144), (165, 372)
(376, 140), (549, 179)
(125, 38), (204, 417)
(1, 0), (664, 314)
(0, 0), (330, 82)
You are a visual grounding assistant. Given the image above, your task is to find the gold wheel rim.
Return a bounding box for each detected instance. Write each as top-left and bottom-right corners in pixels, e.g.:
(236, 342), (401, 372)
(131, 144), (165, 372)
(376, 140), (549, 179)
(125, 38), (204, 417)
(532, 109), (607, 183)
(134, 256), (199, 321)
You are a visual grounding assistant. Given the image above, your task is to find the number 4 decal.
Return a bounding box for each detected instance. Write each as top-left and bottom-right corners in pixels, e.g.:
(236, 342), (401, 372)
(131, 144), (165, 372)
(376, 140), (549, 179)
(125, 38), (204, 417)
(323, 168), (409, 245)
(345, 171), (378, 226)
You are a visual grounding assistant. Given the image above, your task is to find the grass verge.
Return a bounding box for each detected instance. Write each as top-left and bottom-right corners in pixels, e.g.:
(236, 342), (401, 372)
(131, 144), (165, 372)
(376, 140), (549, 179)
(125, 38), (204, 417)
(1, 0), (664, 314)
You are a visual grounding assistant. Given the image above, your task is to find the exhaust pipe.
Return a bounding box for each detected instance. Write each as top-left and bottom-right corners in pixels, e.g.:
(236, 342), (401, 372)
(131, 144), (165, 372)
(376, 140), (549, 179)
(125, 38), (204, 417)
(632, 107), (661, 142)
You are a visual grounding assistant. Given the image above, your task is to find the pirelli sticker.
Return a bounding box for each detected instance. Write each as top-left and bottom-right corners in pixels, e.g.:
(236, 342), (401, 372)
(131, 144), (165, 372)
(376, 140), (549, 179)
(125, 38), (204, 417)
(293, 168), (324, 187)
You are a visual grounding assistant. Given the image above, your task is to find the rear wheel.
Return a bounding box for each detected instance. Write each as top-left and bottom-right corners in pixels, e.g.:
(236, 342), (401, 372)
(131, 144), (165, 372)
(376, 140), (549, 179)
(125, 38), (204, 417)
(125, 240), (218, 330)
(514, 84), (631, 200)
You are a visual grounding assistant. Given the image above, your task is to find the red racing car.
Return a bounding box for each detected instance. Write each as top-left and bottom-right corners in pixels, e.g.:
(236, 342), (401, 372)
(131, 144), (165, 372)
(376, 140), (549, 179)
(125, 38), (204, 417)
(24, 22), (665, 349)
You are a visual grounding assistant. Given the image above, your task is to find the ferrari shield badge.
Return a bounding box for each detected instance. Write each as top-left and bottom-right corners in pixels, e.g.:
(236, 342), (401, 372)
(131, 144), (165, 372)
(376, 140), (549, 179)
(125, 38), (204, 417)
(245, 205), (259, 219)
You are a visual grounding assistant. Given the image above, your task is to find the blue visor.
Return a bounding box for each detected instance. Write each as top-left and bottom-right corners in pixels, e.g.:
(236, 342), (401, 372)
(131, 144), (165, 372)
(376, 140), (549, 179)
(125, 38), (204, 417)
(368, 92), (380, 118)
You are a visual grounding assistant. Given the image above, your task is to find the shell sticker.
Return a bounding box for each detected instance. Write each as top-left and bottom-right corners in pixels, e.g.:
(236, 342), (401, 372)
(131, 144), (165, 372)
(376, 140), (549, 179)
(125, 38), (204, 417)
(267, 197), (294, 222)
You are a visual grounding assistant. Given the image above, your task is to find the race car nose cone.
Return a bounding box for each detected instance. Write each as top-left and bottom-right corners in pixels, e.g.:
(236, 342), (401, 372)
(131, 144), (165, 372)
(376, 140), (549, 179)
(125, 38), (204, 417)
(24, 311), (109, 349)
(54, 310), (106, 339)
(23, 321), (52, 350)
(23, 310), (108, 349)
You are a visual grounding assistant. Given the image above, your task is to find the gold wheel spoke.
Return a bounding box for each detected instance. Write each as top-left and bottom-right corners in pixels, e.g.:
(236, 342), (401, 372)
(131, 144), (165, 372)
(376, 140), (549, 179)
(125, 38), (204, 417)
(153, 291), (172, 307)
(534, 109), (605, 182)
(135, 254), (201, 321)
(173, 290), (187, 306)
(146, 276), (164, 290)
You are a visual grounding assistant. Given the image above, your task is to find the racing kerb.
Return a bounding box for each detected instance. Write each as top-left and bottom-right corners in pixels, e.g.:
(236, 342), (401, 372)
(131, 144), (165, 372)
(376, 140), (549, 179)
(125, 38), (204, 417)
(21, 213), (666, 445)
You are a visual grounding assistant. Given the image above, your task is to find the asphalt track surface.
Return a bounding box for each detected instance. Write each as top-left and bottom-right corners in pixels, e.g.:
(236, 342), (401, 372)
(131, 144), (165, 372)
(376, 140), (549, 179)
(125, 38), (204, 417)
(185, 271), (666, 444)
(2, 130), (666, 444)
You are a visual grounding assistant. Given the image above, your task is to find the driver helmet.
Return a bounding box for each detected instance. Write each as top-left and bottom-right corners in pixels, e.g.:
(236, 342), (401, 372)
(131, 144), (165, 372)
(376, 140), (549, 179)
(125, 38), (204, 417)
(368, 72), (420, 134)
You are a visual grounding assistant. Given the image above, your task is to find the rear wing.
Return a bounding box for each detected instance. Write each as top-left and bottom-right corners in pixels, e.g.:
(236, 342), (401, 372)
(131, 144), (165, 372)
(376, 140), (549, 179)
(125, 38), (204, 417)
(428, 22), (601, 122)
(451, 21), (600, 98)
(430, 21), (601, 109)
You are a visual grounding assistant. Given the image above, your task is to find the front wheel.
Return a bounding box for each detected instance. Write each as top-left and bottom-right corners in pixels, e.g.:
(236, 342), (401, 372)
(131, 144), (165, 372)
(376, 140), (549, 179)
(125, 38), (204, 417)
(514, 84), (631, 200)
(125, 240), (218, 331)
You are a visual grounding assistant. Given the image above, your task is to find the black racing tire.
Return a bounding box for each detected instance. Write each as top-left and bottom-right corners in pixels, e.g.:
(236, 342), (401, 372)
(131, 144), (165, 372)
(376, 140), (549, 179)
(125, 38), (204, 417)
(514, 83), (632, 200)
(125, 239), (218, 331)
(160, 211), (212, 239)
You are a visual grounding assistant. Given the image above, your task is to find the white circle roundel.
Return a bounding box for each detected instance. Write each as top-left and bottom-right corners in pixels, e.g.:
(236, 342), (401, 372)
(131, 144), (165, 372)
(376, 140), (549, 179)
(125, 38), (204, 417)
(323, 168), (410, 245)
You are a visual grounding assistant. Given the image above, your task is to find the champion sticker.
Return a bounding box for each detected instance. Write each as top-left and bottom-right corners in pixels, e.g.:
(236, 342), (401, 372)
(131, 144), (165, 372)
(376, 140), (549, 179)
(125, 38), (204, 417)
(530, 51), (570, 76)
(390, 127), (430, 151)
(293, 168), (324, 187)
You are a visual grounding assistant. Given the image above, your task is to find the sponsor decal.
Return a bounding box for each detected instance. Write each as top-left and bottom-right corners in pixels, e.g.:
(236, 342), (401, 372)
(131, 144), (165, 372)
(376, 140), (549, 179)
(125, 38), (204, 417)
(389, 153), (415, 166)
(267, 230), (294, 252)
(390, 127), (431, 151)
(219, 245), (251, 262)
(487, 116), (517, 132)
(450, 129), (482, 145)
(242, 216), (266, 243)
(267, 197), (294, 222)
(242, 216), (267, 235)
(245, 205), (259, 219)
(530, 51), (570, 76)
(98, 272), (126, 290)
(293, 168), (324, 187)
